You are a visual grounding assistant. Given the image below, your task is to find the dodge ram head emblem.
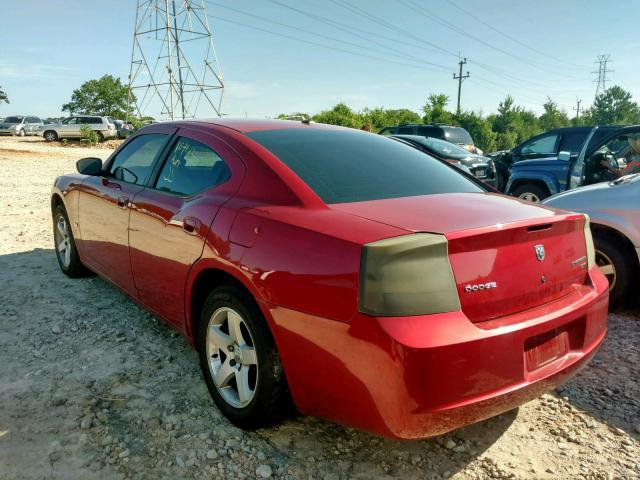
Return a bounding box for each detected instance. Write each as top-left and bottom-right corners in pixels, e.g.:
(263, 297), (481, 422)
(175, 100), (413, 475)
(534, 244), (545, 261)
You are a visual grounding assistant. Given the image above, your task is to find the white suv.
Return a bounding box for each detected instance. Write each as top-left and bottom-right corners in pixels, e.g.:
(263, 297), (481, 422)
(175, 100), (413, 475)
(43, 116), (117, 142)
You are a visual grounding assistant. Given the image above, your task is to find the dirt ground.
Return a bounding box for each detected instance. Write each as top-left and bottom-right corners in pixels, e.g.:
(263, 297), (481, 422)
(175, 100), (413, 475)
(0, 136), (638, 480)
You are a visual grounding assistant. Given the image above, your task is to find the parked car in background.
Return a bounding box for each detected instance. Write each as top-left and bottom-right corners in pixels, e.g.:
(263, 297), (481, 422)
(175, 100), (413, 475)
(505, 126), (640, 202)
(107, 117), (135, 139)
(390, 134), (497, 188)
(43, 115), (116, 142)
(0, 115), (44, 136)
(379, 123), (481, 154)
(544, 173), (640, 308)
(490, 126), (619, 191)
(51, 119), (608, 439)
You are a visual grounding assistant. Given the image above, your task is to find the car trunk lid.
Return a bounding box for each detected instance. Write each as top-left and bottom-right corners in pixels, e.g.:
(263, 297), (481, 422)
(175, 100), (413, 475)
(332, 193), (589, 322)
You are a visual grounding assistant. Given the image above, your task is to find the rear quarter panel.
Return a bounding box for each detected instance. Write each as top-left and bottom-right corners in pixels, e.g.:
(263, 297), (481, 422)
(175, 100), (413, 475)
(52, 173), (87, 243)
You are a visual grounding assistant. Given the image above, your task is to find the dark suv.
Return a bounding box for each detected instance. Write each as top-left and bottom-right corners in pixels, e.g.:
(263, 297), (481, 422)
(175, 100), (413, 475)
(490, 126), (619, 191)
(378, 124), (478, 153)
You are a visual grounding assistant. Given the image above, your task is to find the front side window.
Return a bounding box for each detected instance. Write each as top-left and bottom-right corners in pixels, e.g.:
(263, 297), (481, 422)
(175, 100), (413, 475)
(247, 128), (483, 204)
(108, 134), (168, 185)
(155, 137), (231, 196)
(521, 134), (559, 155)
(62, 117), (78, 125)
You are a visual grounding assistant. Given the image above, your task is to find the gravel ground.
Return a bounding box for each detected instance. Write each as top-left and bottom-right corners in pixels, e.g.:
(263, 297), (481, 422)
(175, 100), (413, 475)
(0, 136), (638, 480)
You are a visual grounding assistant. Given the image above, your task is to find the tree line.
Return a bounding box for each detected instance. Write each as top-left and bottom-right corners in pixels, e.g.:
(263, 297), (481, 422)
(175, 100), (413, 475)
(281, 85), (640, 152)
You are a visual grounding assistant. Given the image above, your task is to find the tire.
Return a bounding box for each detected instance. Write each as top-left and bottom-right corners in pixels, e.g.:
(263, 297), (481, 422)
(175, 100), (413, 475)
(96, 131), (104, 142)
(44, 130), (58, 142)
(593, 233), (637, 308)
(512, 183), (549, 202)
(19, 129), (26, 137)
(198, 285), (292, 429)
(52, 204), (88, 278)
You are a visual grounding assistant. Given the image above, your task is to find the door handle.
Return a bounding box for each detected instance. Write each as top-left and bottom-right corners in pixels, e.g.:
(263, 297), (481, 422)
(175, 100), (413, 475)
(182, 216), (201, 235)
(117, 196), (129, 209)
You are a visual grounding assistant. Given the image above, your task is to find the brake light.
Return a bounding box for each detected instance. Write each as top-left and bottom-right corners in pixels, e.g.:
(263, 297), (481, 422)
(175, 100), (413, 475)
(583, 215), (596, 270)
(359, 233), (461, 316)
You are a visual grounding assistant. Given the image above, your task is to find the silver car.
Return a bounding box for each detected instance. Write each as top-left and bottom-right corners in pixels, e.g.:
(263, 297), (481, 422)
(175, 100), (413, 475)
(0, 115), (44, 136)
(42, 115), (117, 142)
(543, 174), (640, 307)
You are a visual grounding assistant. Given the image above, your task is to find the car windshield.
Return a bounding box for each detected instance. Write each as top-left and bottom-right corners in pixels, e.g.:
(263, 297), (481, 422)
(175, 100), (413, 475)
(4, 116), (23, 123)
(247, 128), (484, 204)
(404, 136), (473, 159)
(443, 127), (473, 145)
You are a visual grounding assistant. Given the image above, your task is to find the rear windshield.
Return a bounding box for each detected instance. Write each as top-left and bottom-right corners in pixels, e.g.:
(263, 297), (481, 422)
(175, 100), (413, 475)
(443, 127), (473, 145)
(247, 128), (483, 204)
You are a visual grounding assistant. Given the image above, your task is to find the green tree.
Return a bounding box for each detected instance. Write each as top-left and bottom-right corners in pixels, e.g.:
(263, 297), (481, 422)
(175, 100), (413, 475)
(585, 85), (640, 125)
(0, 86), (8, 104)
(311, 103), (363, 128)
(454, 111), (496, 152)
(62, 75), (134, 118)
(422, 94), (454, 124)
(363, 107), (421, 130)
(539, 97), (569, 131)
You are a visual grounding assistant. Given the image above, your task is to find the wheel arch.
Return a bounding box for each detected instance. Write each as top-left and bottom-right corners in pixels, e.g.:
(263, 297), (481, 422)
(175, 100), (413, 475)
(508, 177), (553, 196)
(590, 223), (640, 269)
(186, 263), (272, 351)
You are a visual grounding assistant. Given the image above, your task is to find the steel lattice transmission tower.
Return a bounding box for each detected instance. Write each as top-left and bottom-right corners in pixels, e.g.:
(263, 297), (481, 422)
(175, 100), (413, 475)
(592, 54), (612, 100)
(128, 0), (224, 120)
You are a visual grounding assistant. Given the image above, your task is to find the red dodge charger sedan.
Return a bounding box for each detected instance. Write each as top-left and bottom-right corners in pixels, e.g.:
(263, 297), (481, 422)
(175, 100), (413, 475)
(51, 119), (608, 439)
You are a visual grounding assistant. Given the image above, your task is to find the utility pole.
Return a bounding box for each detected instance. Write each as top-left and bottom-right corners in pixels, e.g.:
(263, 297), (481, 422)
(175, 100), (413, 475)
(453, 58), (470, 114)
(592, 54), (612, 100)
(128, 0), (224, 120)
(573, 98), (582, 120)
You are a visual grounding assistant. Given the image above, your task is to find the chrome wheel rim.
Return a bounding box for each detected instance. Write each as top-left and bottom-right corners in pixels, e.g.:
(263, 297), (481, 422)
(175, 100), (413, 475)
(595, 249), (616, 292)
(206, 307), (258, 408)
(45, 132), (55, 141)
(518, 192), (540, 202)
(54, 214), (71, 268)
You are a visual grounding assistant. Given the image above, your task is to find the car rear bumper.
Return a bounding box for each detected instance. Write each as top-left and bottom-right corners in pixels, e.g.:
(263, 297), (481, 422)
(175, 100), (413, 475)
(266, 267), (608, 439)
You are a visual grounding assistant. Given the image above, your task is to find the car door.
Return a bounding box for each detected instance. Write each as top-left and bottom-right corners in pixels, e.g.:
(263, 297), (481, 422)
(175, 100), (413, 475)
(59, 117), (79, 137)
(513, 132), (560, 162)
(77, 128), (175, 296)
(128, 128), (245, 328)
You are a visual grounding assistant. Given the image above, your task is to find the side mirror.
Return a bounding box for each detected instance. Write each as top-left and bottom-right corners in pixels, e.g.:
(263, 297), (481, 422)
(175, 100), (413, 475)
(558, 151), (571, 161)
(76, 157), (102, 176)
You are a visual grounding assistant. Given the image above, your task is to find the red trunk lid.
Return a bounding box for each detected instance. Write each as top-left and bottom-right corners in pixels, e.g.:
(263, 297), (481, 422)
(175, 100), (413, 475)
(332, 193), (589, 322)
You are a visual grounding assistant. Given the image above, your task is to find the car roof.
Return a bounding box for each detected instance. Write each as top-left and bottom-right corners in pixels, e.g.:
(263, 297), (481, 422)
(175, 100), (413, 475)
(160, 118), (342, 133)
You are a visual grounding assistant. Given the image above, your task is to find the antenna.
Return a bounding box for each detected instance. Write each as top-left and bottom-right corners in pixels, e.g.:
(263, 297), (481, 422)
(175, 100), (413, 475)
(128, 0), (224, 120)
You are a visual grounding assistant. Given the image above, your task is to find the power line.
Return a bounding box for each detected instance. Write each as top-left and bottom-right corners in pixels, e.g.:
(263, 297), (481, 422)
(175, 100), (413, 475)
(444, 0), (590, 70)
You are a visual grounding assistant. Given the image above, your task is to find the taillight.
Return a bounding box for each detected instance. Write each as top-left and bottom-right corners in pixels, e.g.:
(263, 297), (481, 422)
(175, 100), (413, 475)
(583, 215), (596, 270)
(359, 233), (461, 316)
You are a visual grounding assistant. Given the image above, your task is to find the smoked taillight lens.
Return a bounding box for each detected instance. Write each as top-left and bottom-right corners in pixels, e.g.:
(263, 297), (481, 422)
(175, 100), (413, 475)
(583, 215), (596, 270)
(358, 233), (461, 316)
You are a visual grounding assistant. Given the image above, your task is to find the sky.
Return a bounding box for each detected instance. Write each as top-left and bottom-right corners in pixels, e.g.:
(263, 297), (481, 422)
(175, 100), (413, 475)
(1, 0), (639, 120)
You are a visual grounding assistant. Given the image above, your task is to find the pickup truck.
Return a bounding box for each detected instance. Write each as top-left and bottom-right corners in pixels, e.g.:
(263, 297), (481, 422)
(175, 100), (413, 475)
(504, 125), (636, 201)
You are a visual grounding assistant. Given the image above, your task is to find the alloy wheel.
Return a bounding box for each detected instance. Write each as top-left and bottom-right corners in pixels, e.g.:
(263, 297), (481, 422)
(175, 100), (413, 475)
(206, 307), (258, 408)
(54, 214), (71, 268)
(518, 192), (540, 202)
(595, 248), (616, 292)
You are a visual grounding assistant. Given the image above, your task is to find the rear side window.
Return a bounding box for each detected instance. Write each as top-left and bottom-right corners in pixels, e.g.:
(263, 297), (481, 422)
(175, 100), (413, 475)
(559, 131), (588, 153)
(417, 126), (442, 138)
(443, 127), (473, 145)
(397, 127), (414, 134)
(247, 128), (483, 204)
(154, 137), (231, 196)
(521, 133), (559, 155)
(108, 134), (168, 185)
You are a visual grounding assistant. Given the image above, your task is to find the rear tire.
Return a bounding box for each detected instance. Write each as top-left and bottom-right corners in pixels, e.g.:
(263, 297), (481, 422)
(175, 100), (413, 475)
(53, 204), (89, 278)
(19, 129), (26, 137)
(593, 233), (637, 308)
(512, 183), (549, 202)
(44, 130), (58, 142)
(197, 285), (292, 429)
(96, 131), (104, 142)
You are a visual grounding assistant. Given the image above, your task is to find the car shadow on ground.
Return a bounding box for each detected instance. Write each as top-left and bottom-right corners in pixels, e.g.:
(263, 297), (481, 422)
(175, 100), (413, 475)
(2, 247), (521, 478)
(554, 306), (639, 437)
